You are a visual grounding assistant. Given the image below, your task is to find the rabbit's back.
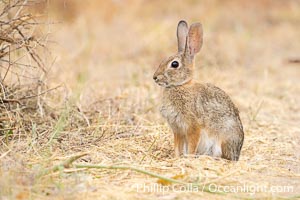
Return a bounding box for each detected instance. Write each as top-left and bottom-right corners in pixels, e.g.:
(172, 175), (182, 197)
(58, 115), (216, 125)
(196, 83), (243, 135)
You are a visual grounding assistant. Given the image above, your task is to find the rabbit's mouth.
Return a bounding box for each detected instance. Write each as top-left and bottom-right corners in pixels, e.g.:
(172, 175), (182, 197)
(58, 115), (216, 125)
(156, 81), (169, 87)
(153, 75), (169, 87)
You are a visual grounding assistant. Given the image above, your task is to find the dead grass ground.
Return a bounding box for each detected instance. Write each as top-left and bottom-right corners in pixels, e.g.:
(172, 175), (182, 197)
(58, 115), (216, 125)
(0, 0), (300, 199)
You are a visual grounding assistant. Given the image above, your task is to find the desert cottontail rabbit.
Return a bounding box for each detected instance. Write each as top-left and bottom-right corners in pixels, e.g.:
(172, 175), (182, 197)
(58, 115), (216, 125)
(153, 20), (244, 161)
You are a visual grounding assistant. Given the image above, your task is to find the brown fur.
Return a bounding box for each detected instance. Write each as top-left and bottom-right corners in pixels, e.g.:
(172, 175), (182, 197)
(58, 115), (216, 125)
(153, 20), (244, 161)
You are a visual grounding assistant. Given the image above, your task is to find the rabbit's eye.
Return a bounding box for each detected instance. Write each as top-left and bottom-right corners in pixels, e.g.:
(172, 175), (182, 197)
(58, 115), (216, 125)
(171, 61), (179, 68)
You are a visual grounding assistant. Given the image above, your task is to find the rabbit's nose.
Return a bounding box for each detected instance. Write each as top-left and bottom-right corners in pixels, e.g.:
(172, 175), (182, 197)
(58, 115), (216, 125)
(153, 76), (158, 81)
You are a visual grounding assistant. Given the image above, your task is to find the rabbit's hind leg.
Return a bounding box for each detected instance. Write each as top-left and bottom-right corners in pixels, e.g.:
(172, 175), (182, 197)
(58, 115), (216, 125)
(221, 138), (242, 161)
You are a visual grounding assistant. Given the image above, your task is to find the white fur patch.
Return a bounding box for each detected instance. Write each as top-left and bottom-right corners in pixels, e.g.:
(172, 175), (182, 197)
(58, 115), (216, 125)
(183, 142), (188, 155)
(197, 129), (222, 157)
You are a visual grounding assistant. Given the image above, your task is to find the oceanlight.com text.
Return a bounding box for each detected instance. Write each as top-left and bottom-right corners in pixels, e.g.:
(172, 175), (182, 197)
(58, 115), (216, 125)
(133, 183), (294, 195)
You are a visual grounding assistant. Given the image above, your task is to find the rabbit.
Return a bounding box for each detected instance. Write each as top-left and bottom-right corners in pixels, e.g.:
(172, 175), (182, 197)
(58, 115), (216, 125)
(153, 20), (244, 161)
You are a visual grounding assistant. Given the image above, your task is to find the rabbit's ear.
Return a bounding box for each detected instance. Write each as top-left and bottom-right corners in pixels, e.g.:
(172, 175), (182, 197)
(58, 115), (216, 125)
(185, 23), (203, 57)
(177, 20), (188, 53)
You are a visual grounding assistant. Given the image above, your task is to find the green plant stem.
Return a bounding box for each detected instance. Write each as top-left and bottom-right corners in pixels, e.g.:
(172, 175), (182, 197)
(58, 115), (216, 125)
(37, 153), (88, 178)
(37, 153), (222, 194)
(74, 163), (223, 194)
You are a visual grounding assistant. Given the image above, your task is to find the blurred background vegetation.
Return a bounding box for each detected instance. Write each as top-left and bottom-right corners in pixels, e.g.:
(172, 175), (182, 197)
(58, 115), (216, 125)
(39, 0), (300, 95)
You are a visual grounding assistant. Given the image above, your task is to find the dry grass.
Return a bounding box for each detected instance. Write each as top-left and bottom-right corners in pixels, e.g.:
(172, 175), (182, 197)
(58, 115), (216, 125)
(1, 0), (300, 199)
